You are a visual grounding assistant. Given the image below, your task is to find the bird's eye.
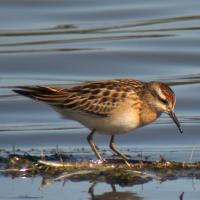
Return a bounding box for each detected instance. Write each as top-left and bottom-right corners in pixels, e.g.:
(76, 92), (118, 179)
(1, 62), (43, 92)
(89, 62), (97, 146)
(152, 89), (169, 105)
(160, 98), (168, 105)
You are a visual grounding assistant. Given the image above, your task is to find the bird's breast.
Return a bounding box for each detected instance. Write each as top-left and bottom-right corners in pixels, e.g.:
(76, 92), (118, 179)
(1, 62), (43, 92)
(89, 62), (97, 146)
(105, 101), (141, 134)
(57, 100), (141, 135)
(139, 106), (161, 127)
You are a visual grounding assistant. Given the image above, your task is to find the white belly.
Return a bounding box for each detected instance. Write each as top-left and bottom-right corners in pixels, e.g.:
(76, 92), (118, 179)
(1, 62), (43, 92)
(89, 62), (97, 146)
(56, 107), (140, 135)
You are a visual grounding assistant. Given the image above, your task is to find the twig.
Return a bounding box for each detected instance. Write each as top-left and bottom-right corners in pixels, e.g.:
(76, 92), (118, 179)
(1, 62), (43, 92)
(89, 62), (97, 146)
(189, 145), (196, 163)
(38, 160), (73, 167)
(54, 170), (94, 181)
(179, 192), (184, 200)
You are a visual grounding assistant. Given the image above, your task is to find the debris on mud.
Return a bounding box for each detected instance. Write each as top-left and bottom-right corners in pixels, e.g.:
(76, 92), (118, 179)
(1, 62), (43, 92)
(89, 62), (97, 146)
(1, 151), (200, 188)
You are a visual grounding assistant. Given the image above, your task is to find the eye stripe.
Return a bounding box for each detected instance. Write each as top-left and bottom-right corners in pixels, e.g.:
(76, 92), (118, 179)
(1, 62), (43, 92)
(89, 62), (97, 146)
(151, 89), (168, 105)
(160, 98), (168, 105)
(156, 93), (168, 105)
(159, 83), (176, 106)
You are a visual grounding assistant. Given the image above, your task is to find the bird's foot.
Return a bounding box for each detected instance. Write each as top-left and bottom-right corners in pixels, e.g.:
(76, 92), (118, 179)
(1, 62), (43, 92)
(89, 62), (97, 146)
(90, 158), (107, 165)
(124, 159), (131, 167)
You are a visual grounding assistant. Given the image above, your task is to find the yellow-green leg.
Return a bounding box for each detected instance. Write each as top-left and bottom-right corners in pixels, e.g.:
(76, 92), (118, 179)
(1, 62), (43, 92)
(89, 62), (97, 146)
(109, 135), (130, 166)
(87, 129), (102, 161)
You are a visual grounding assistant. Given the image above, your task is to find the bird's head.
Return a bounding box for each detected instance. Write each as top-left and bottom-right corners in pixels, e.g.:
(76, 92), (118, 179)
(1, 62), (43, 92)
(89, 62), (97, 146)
(148, 81), (183, 134)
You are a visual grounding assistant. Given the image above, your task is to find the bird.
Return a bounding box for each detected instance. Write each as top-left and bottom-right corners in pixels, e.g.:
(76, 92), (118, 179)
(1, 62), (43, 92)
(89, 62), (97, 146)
(13, 79), (183, 166)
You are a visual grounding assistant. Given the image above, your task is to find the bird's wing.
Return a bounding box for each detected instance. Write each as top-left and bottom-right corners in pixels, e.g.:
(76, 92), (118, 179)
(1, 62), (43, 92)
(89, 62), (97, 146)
(13, 80), (144, 117)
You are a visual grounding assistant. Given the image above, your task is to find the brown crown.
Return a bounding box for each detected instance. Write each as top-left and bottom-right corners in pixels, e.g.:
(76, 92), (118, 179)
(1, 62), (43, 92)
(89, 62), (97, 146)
(159, 83), (176, 106)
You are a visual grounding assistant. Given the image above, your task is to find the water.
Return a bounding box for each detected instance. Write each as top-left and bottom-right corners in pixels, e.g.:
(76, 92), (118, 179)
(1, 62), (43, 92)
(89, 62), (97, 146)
(0, 178), (200, 200)
(0, 0), (200, 199)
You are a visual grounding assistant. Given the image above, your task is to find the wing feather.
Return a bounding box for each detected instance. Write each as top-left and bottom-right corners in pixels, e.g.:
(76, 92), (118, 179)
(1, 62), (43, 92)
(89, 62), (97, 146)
(13, 79), (145, 116)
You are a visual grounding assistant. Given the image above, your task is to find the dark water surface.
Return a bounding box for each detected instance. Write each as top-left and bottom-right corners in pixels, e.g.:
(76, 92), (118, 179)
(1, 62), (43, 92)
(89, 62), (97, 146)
(0, 0), (200, 199)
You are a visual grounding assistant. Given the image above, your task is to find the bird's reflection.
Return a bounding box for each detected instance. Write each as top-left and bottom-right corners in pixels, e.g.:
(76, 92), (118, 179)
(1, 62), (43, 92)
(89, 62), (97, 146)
(88, 182), (143, 200)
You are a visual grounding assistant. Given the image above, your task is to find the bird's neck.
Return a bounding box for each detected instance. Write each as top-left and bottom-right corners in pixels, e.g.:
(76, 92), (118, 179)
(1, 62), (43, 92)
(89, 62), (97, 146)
(140, 104), (161, 126)
(139, 92), (161, 126)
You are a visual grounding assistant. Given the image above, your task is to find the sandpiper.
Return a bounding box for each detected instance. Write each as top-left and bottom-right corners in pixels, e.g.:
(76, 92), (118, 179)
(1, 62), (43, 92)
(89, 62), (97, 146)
(13, 79), (182, 165)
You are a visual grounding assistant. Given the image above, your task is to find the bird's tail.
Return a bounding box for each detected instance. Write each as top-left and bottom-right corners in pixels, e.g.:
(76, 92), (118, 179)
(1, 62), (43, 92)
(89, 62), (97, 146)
(13, 86), (66, 105)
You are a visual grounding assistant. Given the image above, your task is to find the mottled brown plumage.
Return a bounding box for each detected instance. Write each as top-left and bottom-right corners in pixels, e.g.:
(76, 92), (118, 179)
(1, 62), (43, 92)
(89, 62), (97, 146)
(13, 79), (182, 166)
(14, 79), (145, 117)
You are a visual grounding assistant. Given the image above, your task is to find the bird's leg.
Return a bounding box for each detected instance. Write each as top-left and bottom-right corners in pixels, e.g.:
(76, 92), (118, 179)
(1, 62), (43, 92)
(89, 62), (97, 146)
(87, 129), (103, 161)
(109, 135), (130, 166)
(111, 184), (116, 192)
(88, 181), (97, 197)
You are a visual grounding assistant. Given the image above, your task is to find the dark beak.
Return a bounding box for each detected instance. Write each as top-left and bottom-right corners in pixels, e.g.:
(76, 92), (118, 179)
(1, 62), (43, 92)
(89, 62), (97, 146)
(168, 110), (183, 134)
